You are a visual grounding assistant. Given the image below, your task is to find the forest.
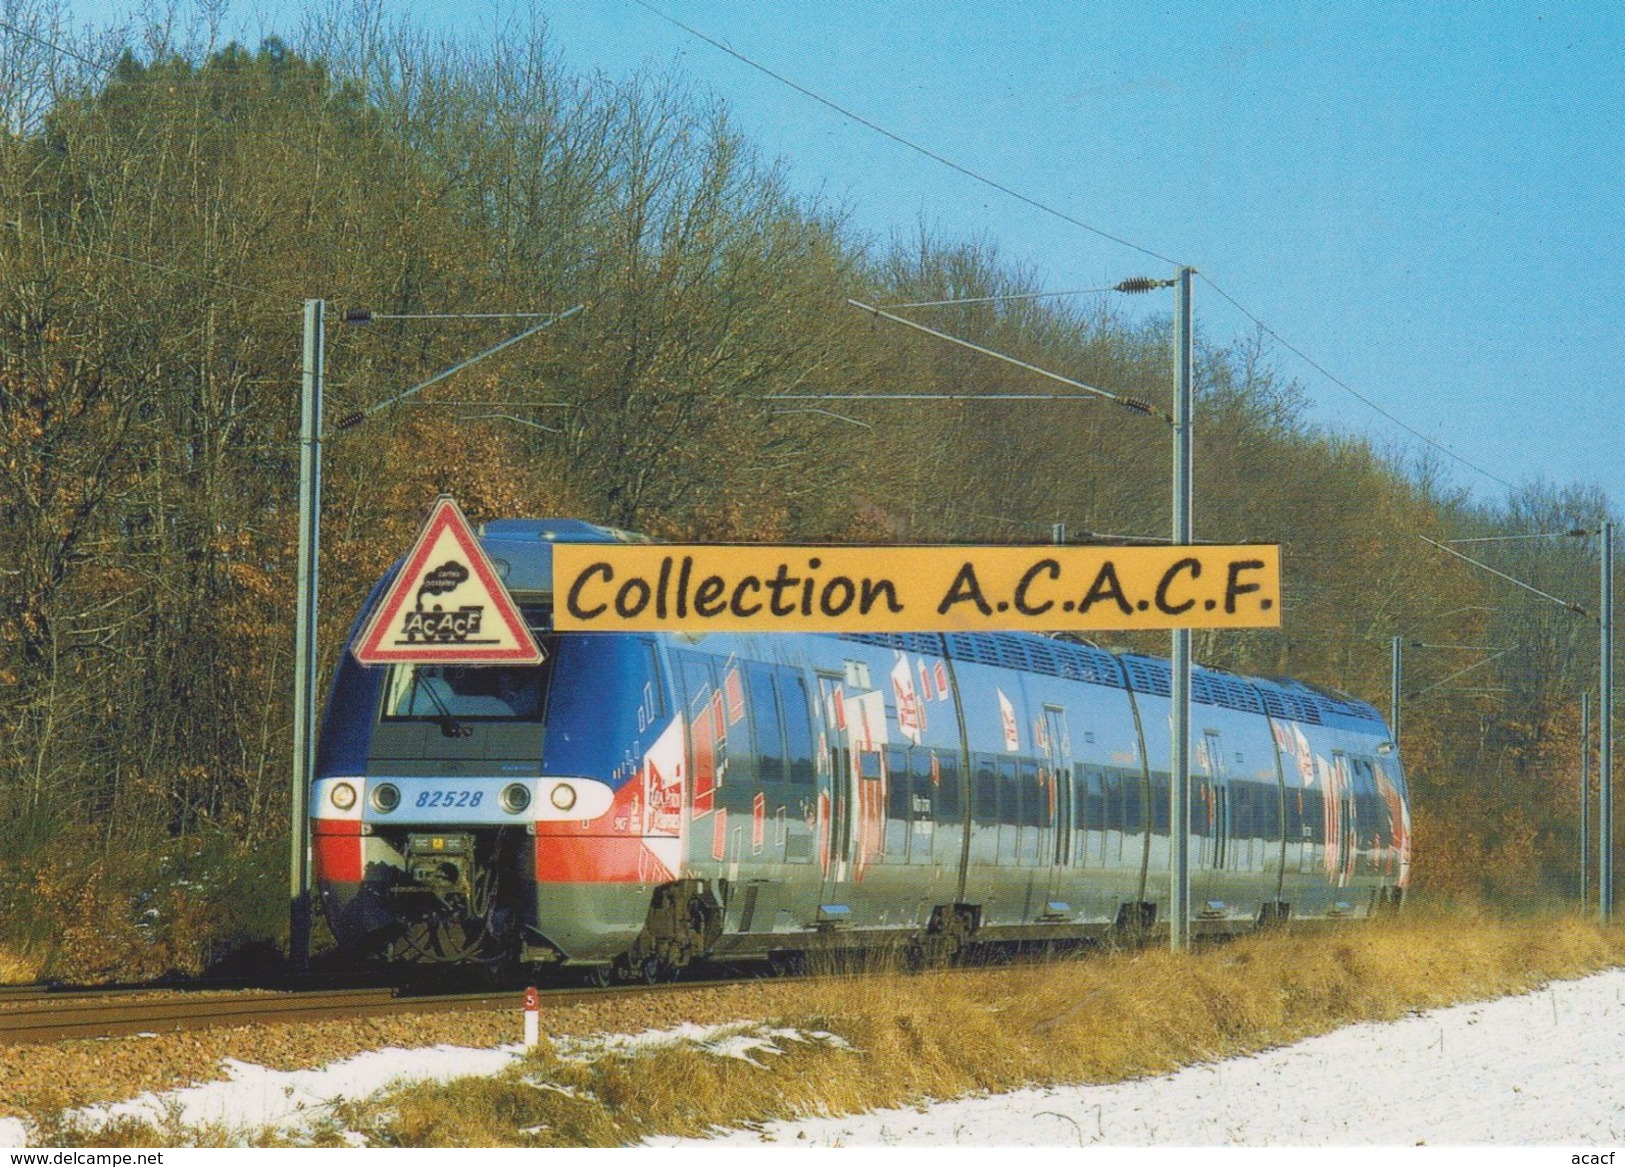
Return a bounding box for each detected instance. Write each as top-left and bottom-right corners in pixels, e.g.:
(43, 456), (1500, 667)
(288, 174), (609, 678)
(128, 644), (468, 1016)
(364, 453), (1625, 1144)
(0, 3), (1616, 979)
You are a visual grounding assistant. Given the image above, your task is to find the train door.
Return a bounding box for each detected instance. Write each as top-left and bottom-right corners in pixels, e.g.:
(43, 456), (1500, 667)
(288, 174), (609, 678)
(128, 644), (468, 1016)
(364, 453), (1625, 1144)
(1207, 731), (1230, 871)
(674, 652), (723, 874)
(1043, 707), (1072, 904)
(1200, 730), (1230, 904)
(1332, 752), (1356, 887)
(815, 673), (854, 910)
(1352, 756), (1383, 880)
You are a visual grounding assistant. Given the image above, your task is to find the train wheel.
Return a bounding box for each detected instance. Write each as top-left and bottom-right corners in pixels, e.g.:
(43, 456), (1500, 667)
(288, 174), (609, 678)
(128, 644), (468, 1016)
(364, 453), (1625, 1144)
(769, 951), (808, 978)
(585, 965), (612, 988)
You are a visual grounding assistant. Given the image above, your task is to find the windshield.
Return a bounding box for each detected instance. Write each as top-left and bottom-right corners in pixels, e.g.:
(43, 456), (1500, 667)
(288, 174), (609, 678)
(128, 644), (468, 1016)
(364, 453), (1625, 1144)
(382, 660), (552, 722)
(381, 609), (556, 723)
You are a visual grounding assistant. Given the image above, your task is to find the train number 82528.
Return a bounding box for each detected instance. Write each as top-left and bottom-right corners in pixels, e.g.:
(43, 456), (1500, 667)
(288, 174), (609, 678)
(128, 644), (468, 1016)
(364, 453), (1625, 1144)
(415, 789), (485, 809)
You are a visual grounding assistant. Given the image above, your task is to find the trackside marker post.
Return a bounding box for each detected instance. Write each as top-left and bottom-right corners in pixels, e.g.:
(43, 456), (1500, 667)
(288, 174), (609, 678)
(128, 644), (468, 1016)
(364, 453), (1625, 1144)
(524, 986), (540, 1049)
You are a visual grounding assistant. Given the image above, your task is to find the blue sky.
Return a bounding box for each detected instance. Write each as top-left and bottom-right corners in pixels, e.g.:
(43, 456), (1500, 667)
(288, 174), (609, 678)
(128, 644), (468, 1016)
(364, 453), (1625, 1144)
(49, 1), (1625, 518)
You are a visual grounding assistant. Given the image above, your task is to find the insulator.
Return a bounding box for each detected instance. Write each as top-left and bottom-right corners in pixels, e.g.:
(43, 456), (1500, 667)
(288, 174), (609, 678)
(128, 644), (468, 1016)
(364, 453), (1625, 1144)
(1115, 277), (1165, 294)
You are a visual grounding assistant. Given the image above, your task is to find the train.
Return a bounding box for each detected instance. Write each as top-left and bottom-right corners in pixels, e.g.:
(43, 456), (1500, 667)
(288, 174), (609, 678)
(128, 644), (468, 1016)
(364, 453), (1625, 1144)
(312, 518), (1411, 979)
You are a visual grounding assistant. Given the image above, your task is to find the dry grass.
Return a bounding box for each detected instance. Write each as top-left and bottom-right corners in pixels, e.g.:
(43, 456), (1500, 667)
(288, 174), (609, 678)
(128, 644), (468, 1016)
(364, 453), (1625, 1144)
(51, 909), (1625, 1148)
(0, 945), (45, 985)
(334, 909), (1625, 1148)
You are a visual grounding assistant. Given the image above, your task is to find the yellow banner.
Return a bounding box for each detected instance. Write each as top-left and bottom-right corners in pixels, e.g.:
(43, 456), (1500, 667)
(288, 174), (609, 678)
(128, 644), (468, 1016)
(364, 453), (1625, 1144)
(552, 544), (1280, 633)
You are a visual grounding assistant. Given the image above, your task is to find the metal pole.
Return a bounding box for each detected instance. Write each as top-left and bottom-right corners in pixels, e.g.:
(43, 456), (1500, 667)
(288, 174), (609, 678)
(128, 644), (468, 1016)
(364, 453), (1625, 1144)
(1581, 691), (1590, 911)
(1601, 519), (1614, 922)
(1390, 636), (1404, 747)
(1169, 266), (1194, 952)
(291, 299), (323, 971)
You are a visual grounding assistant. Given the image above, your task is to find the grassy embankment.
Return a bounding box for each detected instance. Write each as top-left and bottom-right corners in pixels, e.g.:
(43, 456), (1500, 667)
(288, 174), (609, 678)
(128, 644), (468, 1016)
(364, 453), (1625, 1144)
(55, 907), (1625, 1147)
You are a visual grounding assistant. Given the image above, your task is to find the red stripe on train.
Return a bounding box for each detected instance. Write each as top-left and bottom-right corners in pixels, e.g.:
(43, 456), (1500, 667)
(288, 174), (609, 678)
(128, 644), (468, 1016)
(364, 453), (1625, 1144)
(311, 818), (363, 883)
(535, 835), (667, 883)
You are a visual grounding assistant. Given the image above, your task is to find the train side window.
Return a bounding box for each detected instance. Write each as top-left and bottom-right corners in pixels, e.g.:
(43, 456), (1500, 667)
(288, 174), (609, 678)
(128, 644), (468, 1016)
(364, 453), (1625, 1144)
(885, 747), (910, 817)
(909, 749), (936, 864)
(964, 753), (992, 864)
(675, 652), (714, 719)
(1122, 772), (1143, 834)
(1106, 770), (1125, 832)
(1148, 770), (1170, 833)
(783, 672), (816, 785)
(1233, 780), (1253, 839)
(1019, 758), (1043, 867)
(1069, 765), (1089, 867)
(1018, 760), (1043, 828)
(885, 746), (911, 863)
(1262, 782), (1282, 842)
(716, 671), (759, 815)
(997, 757), (1020, 865)
(1084, 768), (1107, 831)
(1287, 786), (1310, 841)
(934, 750), (961, 820)
(974, 754), (999, 827)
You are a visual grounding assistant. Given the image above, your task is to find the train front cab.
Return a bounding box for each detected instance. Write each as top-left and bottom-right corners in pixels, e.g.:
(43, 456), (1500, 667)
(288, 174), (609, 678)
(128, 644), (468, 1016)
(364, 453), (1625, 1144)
(313, 619), (689, 969)
(311, 518), (692, 972)
(314, 613), (564, 960)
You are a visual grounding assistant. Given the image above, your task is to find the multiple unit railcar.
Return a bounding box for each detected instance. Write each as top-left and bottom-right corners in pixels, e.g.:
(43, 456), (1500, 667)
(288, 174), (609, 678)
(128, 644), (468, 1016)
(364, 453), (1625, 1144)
(313, 519), (1410, 977)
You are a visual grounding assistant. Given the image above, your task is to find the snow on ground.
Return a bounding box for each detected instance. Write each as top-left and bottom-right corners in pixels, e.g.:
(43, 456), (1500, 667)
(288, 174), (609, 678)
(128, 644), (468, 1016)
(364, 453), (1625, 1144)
(0, 1021), (845, 1146)
(5, 970), (1625, 1147)
(0, 1043), (528, 1146)
(653, 967), (1625, 1147)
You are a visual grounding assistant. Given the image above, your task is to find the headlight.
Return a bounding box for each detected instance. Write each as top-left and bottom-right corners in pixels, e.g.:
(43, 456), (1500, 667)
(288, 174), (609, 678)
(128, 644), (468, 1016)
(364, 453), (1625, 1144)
(330, 782), (357, 811)
(550, 782), (577, 812)
(500, 783), (532, 814)
(371, 783), (401, 813)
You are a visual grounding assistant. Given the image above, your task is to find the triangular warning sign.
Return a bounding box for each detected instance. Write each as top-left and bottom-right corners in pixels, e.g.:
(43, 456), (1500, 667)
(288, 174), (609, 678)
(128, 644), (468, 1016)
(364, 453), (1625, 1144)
(352, 496), (542, 666)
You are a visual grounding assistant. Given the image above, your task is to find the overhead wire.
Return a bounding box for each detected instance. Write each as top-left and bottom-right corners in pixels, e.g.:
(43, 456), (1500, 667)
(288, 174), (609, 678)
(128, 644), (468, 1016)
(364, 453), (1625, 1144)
(0, 18), (117, 75)
(1198, 274), (1519, 494)
(882, 286), (1121, 309)
(624, 0), (1180, 268)
(624, 0), (1529, 500)
(6, 3), (1553, 501)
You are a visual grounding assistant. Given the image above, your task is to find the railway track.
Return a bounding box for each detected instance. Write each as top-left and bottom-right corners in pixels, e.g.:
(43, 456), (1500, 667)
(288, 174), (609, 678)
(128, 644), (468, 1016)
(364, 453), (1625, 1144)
(0, 981), (683, 1047)
(0, 934), (1196, 1047)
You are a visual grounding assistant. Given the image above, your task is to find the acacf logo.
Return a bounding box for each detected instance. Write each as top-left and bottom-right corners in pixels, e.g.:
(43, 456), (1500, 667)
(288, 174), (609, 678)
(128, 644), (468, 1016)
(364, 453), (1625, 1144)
(353, 497), (542, 666)
(400, 561), (485, 644)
